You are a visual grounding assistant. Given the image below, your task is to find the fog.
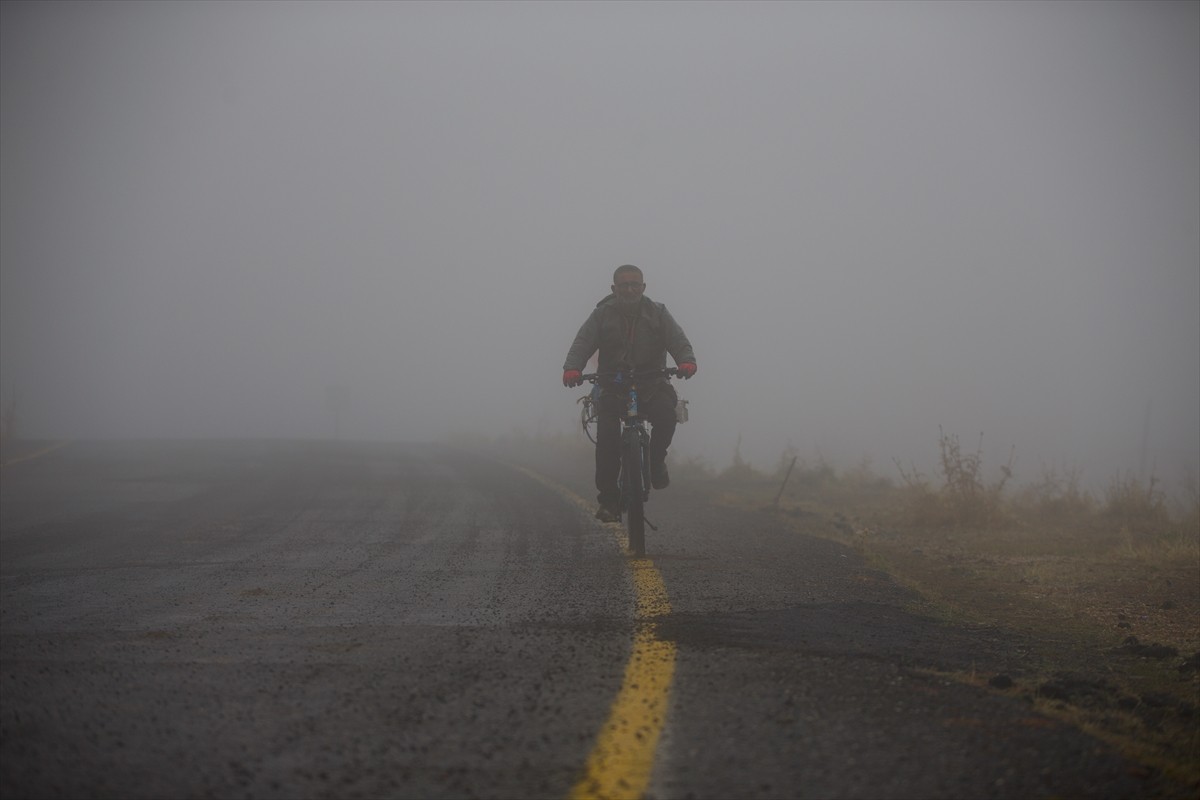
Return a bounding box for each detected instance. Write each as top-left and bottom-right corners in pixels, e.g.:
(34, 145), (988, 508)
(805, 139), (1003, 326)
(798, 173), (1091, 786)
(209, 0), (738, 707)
(2, 1), (1197, 491)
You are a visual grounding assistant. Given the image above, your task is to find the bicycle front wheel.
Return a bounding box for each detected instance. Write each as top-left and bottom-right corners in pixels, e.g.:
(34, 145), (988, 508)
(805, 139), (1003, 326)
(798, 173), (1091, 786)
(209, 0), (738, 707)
(580, 401), (598, 445)
(621, 438), (645, 556)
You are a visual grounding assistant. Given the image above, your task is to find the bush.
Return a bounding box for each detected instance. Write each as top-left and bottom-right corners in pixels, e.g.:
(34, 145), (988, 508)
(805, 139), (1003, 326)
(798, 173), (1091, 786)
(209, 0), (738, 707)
(1104, 472), (1172, 541)
(672, 453), (716, 481)
(895, 428), (1012, 529)
(719, 433), (767, 483)
(1013, 465), (1094, 522)
(843, 456), (892, 492)
(773, 445), (837, 490)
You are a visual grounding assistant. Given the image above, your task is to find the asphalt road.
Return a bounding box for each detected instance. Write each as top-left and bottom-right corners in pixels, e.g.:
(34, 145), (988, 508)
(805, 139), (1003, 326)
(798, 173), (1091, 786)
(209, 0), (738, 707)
(0, 440), (1156, 799)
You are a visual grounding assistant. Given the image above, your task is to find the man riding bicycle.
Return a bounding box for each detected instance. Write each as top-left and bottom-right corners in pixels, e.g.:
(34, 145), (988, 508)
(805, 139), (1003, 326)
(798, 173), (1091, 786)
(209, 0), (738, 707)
(562, 264), (697, 522)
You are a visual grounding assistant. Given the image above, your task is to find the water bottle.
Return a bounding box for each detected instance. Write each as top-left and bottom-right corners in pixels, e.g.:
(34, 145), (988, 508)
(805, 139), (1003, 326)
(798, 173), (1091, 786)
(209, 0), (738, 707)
(676, 397), (689, 423)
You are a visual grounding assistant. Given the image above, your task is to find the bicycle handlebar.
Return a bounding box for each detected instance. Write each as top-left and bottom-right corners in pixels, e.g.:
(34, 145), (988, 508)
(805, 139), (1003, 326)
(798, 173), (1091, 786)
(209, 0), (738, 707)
(578, 367), (678, 384)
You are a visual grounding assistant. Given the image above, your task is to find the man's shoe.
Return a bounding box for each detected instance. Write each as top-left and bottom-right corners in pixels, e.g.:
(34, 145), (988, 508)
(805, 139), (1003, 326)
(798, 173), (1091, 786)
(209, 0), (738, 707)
(595, 505), (621, 523)
(651, 460), (670, 490)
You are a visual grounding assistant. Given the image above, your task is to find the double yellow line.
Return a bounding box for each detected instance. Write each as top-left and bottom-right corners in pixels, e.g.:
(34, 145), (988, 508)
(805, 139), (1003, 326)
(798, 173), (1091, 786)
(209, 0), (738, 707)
(513, 466), (676, 800)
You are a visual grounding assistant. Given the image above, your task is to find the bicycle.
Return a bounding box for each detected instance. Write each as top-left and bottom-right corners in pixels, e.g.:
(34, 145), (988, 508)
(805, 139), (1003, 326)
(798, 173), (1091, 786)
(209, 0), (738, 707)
(577, 384), (601, 445)
(577, 367), (678, 556)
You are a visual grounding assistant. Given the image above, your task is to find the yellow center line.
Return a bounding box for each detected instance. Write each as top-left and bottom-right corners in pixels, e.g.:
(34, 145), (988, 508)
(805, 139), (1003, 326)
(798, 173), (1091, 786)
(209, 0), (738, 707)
(570, 565), (675, 800)
(0, 440), (70, 468)
(512, 465), (676, 800)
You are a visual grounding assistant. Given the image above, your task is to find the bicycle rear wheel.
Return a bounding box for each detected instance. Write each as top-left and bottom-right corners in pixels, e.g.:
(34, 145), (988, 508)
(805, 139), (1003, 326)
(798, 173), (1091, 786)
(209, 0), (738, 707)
(621, 438), (645, 556)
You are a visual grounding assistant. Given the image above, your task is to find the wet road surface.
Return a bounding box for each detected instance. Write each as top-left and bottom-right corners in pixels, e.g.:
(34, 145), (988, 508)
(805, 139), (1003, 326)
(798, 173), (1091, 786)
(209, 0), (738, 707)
(1, 440), (1155, 798)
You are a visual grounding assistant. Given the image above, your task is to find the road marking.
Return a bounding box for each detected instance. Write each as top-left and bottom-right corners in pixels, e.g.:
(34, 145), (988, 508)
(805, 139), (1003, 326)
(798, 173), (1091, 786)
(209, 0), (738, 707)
(511, 465), (675, 800)
(570, 562), (675, 800)
(0, 440), (70, 468)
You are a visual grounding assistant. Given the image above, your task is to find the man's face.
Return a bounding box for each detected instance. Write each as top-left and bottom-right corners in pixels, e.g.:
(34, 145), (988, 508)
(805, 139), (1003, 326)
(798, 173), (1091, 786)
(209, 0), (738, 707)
(612, 272), (645, 305)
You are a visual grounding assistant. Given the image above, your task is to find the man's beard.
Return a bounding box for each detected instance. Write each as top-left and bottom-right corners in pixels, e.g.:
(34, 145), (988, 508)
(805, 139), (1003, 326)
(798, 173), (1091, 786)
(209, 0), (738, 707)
(616, 293), (640, 308)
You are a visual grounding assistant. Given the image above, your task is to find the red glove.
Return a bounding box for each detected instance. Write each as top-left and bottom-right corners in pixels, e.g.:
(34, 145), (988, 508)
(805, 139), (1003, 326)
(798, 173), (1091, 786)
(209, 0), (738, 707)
(676, 362), (697, 379)
(563, 369), (583, 387)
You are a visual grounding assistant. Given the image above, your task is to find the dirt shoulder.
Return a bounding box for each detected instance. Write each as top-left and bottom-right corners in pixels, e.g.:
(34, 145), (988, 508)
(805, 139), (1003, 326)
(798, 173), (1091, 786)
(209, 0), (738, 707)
(712, 478), (1199, 794)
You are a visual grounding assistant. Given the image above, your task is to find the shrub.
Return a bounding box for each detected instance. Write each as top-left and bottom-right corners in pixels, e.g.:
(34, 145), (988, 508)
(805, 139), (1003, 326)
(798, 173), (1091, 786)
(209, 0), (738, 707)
(895, 428), (1012, 529)
(773, 447), (837, 490)
(673, 453), (716, 481)
(1104, 472), (1172, 541)
(719, 433), (767, 483)
(1178, 473), (1200, 543)
(843, 455), (891, 492)
(1013, 464), (1095, 522)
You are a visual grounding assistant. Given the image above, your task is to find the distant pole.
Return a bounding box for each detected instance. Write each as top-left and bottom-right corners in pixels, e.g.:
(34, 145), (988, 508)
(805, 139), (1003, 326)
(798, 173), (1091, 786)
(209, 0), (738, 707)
(773, 456), (798, 508)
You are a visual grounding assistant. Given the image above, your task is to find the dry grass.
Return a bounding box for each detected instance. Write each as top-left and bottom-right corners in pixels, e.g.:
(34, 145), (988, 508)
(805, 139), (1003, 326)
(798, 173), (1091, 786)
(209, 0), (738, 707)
(894, 428), (1014, 529)
(718, 432), (1199, 792)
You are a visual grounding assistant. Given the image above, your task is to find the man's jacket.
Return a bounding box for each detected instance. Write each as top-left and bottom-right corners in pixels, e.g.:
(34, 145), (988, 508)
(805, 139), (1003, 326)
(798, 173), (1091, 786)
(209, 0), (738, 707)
(563, 294), (695, 387)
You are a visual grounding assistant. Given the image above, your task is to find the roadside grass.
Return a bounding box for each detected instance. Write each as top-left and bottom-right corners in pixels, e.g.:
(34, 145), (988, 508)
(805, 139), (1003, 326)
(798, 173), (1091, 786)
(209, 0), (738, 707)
(711, 432), (1199, 792)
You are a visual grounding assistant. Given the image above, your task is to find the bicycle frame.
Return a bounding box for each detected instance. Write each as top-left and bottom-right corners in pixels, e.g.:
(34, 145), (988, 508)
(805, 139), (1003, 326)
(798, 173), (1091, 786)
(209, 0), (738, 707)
(577, 367), (677, 556)
(622, 376), (653, 492)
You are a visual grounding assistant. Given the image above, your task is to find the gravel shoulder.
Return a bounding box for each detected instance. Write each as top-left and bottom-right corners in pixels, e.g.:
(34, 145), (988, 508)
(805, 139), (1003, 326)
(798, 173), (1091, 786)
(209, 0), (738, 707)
(711, 476), (1200, 795)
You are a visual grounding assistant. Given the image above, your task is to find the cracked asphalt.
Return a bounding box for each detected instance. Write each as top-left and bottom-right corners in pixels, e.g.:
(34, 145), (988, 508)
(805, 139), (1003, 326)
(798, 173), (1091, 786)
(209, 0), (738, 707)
(1, 440), (1160, 798)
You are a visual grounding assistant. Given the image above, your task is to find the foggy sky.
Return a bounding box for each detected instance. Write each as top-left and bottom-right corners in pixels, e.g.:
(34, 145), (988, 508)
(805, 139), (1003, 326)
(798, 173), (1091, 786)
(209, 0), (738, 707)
(2, 1), (1198, 491)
